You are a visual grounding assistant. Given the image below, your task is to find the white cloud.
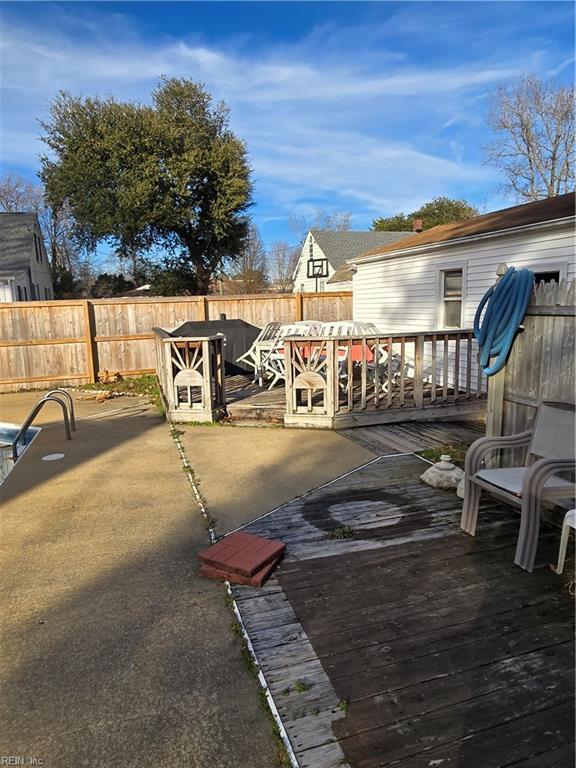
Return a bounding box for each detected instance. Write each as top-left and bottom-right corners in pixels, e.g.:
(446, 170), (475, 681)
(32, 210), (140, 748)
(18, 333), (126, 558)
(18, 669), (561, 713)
(0, 5), (570, 241)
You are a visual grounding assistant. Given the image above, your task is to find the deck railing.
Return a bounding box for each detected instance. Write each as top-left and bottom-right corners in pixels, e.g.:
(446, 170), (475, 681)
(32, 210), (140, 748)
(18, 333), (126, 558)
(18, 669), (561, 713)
(154, 329), (226, 422)
(284, 330), (487, 428)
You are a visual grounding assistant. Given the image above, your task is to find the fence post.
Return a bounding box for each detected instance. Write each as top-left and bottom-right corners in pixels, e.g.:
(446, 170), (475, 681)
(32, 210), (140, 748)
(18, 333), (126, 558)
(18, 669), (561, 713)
(294, 292), (304, 321)
(486, 369), (505, 438)
(284, 340), (294, 416)
(413, 334), (424, 408)
(83, 300), (98, 383)
(202, 296), (209, 321)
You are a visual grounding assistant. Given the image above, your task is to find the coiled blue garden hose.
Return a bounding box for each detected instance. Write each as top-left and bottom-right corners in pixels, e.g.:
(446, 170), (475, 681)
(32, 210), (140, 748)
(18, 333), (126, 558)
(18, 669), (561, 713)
(473, 266), (534, 376)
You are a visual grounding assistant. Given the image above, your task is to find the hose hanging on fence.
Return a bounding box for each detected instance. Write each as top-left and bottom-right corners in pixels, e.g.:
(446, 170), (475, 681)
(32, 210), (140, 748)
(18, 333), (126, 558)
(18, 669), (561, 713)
(473, 266), (534, 377)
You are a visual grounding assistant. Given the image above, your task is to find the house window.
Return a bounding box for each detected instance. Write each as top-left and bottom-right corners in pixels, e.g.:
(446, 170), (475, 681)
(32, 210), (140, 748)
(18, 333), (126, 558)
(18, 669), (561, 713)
(533, 270), (560, 285)
(17, 285), (22, 301)
(309, 239), (313, 258)
(441, 269), (463, 328)
(34, 234), (42, 262)
(30, 284), (37, 300)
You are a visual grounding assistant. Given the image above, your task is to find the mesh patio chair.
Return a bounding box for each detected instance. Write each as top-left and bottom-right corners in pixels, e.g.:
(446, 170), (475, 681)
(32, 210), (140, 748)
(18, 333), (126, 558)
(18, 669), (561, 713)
(460, 401), (576, 572)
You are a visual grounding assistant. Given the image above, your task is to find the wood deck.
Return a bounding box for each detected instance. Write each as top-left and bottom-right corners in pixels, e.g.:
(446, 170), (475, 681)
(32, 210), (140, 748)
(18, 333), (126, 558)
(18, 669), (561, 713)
(224, 373), (487, 430)
(225, 374), (286, 421)
(232, 453), (574, 768)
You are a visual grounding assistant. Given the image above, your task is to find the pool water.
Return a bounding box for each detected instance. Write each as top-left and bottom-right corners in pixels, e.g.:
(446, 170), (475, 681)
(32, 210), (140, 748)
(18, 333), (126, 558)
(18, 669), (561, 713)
(0, 423), (41, 484)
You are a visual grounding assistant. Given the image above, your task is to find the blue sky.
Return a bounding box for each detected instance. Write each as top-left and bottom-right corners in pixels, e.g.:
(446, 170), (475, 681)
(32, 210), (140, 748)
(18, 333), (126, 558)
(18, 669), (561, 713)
(1, 1), (574, 254)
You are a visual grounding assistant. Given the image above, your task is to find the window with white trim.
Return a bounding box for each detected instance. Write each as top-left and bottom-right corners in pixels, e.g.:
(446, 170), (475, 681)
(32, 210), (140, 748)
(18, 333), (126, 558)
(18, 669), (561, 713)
(533, 269), (560, 285)
(441, 268), (463, 328)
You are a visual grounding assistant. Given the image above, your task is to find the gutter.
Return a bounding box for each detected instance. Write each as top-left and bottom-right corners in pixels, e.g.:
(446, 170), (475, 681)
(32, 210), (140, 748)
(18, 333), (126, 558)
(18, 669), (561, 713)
(351, 216), (575, 268)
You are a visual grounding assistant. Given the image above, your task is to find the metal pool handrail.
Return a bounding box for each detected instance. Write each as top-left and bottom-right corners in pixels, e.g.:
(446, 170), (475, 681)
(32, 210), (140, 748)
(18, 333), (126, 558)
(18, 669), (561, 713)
(10, 393), (72, 462)
(45, 389), (76, 431)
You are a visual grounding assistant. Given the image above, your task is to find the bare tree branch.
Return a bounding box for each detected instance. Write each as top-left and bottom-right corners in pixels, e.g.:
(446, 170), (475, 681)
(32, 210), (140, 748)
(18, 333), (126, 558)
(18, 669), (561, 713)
(267, 241), (299, 293)
(484, 74), (575, 201)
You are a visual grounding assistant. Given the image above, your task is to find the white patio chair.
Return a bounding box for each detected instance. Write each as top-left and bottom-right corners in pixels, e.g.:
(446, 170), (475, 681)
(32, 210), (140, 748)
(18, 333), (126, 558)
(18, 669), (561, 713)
(236, 321), (281, 382)
(261, 323), (317, 390)
(460, 401), (576, 572)
(552, 509), (576, 575)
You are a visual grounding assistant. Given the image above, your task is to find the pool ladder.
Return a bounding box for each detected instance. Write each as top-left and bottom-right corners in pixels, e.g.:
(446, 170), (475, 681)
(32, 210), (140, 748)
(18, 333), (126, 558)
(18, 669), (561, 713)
(10, 389), (76, 462)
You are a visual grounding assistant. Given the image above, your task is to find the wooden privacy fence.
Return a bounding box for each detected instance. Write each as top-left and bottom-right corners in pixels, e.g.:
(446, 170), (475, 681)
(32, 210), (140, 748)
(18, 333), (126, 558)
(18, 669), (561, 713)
(0, 291), (352, 393)
(284, 330), (487, 429)
(486, 278), (576, 440)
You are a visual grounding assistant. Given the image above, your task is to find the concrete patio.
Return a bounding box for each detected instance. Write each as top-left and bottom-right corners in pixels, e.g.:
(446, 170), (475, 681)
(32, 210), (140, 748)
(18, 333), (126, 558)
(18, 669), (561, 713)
(0, 390), (373, 767)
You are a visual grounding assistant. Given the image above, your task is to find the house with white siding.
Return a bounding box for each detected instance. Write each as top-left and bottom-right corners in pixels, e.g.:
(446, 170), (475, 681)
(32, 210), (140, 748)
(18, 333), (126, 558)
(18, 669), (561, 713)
(0, 213), (54, 302)
(292, 229), (413, 293)
(340, 194), (574, 333)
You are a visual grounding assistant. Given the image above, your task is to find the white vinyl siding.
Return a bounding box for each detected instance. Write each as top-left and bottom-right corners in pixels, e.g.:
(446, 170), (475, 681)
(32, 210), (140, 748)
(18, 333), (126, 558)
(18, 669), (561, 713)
(353, 224), (575, 333)
(294, 233), (334, 293)
(352, 222), (574, 392)
(292, 233), (339, 293)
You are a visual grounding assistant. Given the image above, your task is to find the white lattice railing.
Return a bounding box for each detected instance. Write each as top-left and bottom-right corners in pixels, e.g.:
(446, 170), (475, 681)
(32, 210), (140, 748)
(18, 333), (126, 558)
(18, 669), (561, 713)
(154, 330), (226, 422)
(284, 330), (487, 428)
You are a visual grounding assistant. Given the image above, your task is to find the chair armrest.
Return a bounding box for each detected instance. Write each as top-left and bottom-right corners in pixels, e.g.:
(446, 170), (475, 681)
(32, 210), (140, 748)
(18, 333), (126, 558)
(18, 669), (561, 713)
(522, 457), (576, 498)
(465, 431), (533, 475)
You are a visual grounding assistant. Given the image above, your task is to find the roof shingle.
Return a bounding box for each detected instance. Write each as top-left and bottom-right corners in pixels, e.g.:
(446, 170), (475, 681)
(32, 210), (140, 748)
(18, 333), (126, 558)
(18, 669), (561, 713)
(355, 193), (575, 262)
(0, 212), (38, 274)
(310, 229), (414, 269)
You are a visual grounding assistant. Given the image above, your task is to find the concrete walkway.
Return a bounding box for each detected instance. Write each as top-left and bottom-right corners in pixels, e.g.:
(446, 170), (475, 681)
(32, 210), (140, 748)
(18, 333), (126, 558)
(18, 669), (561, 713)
(179, 425), (374, 536)
(0, 393), (278, 768)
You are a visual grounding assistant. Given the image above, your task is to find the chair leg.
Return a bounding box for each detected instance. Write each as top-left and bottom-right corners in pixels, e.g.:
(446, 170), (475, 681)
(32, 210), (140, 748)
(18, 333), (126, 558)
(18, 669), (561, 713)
(514, 494), (541, 573)
(460, 477), (481, 535)
(552, 513), (573, 575)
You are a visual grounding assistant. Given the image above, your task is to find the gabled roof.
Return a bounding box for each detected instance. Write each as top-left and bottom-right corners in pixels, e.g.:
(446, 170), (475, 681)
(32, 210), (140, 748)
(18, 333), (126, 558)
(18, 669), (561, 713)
(310, 229), (414, 269)
(355, 192), (575, 263)
(0, 212), (39, 274)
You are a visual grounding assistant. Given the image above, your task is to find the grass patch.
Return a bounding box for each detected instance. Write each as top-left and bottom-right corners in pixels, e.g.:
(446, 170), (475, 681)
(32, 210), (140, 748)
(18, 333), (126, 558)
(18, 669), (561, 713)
(78, 374), (164, 415)
(227, 599), (291, 768)
(419, 442), (471, 468)
(294, 680), (311, 693)
(256, 688), (292, 768)
(338, 698), (349, 712)
(328, 526), (355, 540)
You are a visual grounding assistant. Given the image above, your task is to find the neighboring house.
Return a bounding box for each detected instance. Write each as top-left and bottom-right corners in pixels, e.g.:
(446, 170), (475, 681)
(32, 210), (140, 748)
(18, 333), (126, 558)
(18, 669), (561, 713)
(0, 213), (54, 302)
(347, 193), (575, 332)
(292, 229), (414, 293)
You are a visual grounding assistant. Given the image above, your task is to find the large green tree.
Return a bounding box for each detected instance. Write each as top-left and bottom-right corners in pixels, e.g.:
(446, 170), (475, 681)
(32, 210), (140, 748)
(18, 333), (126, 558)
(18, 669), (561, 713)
(40, 77), (253, 294)
(372, 197), (478, 231)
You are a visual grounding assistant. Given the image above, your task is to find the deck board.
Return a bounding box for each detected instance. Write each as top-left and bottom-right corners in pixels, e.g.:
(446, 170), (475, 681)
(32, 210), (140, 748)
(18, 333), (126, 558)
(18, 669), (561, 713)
(232, 452), (574, 768)
(224, 374), (487, 433)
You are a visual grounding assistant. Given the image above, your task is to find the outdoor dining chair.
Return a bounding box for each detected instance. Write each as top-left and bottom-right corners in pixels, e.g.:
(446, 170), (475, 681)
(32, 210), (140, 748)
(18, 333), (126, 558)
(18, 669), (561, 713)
(236, 321), (281, 377)
(260, 322), (319, 389)
(460, 401), (576, 572)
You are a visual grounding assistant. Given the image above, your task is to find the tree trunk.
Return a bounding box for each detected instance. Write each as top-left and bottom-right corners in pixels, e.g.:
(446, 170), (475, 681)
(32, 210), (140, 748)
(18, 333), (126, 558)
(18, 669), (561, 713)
(195, 265), (212, 295)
